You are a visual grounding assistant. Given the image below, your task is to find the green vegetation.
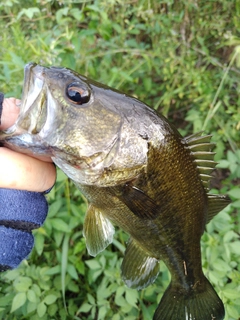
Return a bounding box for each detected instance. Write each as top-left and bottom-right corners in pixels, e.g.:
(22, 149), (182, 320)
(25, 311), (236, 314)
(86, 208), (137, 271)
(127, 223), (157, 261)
(0, 1), (239, 319)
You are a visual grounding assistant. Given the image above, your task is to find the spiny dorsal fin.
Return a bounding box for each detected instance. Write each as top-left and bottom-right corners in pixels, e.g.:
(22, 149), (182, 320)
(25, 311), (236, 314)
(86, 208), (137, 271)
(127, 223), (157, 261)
(183, 131), (211, 144)
(121, 238), (160, 290)
(83, 204), (115, 257)
(182, 132), (216, 190)
(207, 194), (231, 223)
(188, 142), (216, 152)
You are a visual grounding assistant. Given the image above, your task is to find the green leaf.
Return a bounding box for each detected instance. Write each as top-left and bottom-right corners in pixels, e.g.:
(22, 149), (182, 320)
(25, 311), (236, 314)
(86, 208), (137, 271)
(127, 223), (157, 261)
(224, 289), (240, 300)
(53, 230), (65, 247)
(56, 7), (69, 24)
(232, 199), (240, 208)
(14, 277), (32, 292)
(3, 268), (20, 281)
(91, 269), (103, 282)
(67, 280), (79, 293)
(50, 218), (71, 232)
(217, 160), (229, 168)
(70, 8), (83, 22)
(17, 7), (40, 20)
(45, 266), (61, 276)
(34, 233), (45, 256)
(223, 230), (238, 243)
(78, 303), (92, 313)
(97, 283), (112, 301)
(115, 295), (126, 307)
(73, 240), (86, 255)
(85, 259), (101, 270)
(27, 289), (37, 303)
(48, 200), (64, 218)
(48, 303), (58, 316)
(43, 294), (58, 305)
(125, 288), (139, 308)
(27, 301), (38, 314)
(226, 304), (240, 319)
(11, 292), (27, 312)
(76, 260), (85, 276)
(228, 188), (240, 199)
(229, 242), (240, 255)
(87, 293), (95, 305)
(98, 305), (108, 319)
(32, 284), (41, 297)
(227, 150), (237, 163)
(37, 301), (47, 318)
(67, 264), (78, 280)
(0, 294), (15, 307)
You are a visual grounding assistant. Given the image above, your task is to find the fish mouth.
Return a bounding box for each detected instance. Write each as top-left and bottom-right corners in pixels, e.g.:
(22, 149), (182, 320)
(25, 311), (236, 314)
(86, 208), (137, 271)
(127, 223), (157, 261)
(15, 62), (47, 134)
(0, 63), (52, 155)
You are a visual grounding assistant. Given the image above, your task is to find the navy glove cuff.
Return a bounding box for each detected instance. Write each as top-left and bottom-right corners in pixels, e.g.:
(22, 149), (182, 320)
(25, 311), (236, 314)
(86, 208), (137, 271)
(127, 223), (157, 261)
(0, 189), (49, 271)
(0, 226), (34, 271)
(0, 189), (48, 231)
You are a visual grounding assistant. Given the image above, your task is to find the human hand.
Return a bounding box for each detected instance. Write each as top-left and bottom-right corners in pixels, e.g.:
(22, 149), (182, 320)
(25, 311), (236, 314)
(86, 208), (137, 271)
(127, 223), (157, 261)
(0, 97), (56, 192)
(0, 94), (56, 271)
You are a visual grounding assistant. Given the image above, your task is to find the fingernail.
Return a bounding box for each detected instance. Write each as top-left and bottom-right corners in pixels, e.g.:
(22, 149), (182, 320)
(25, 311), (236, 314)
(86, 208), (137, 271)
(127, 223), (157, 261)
(16, 99), (21, 107)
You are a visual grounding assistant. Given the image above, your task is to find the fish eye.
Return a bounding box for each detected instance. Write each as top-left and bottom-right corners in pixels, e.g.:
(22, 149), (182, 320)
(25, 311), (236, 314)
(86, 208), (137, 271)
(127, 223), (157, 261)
(66, 82), (90, 105)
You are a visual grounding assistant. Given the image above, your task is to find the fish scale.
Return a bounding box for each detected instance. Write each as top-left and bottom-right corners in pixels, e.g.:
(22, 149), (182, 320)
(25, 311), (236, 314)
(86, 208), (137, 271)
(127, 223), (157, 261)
(0, 63), (231, 320)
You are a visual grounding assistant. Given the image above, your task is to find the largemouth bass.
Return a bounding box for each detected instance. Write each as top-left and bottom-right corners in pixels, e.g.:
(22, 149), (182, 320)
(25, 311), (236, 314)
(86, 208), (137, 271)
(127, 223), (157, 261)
(0, 63), (230, 320)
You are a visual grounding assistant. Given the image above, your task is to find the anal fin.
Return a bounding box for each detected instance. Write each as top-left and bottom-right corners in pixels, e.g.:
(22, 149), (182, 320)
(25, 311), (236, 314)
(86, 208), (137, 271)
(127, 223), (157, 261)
(121, 238), (159, 290)
(83, 204), (115, 257)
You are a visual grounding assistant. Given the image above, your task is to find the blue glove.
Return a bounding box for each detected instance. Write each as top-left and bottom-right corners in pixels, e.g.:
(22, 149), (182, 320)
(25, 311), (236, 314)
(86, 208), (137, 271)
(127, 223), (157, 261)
(0, 189), (49, 271)
(0, 92), (50, 271)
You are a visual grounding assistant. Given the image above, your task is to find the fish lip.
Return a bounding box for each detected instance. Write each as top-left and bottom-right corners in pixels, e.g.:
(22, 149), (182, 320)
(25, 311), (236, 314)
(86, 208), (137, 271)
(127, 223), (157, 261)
(21, 62), (44, 110)
(15, 63), (46, 134)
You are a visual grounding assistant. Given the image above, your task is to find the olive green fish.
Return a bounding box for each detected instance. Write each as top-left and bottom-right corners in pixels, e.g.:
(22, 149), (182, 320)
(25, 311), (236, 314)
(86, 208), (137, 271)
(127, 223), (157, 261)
(0, 63), (230, 320)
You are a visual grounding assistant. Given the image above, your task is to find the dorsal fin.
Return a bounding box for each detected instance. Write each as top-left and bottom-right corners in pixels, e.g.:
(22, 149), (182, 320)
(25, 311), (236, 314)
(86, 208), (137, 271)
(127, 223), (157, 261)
(206, 193), (231, 223)
(183, 131), (211, 145)
(182, 132), (217, 190)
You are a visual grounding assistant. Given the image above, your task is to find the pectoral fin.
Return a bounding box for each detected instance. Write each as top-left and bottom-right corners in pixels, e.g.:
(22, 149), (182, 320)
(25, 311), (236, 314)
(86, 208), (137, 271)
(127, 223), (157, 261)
(114, 184), (160, 220)
(121, 238), (159, 290)
(83, 205), (115, 257)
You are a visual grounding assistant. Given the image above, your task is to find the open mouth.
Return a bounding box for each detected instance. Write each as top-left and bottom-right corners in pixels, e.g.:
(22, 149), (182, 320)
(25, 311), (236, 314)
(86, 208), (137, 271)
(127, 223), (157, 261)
(16, 63), (47, 134)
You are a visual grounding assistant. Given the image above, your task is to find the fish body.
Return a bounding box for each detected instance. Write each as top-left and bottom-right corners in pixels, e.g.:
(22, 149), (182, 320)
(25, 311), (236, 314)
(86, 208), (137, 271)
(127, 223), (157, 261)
(0, 63), (230, 319)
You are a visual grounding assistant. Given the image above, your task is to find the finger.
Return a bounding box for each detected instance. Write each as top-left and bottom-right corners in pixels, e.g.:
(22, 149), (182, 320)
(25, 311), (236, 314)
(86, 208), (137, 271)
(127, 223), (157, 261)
(0, 148), (56, 192)
(0, 98), (20, 130)
(1, 98), (53, 163)
(29, 154), (54, 162)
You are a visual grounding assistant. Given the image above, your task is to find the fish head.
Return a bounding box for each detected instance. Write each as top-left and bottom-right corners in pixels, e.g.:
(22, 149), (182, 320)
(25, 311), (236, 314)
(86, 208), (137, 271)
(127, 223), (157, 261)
(1, 63), (128, 185)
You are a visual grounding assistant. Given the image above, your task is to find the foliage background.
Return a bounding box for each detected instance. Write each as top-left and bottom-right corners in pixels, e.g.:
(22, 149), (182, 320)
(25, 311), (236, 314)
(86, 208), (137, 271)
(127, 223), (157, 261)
(0, 0), (240, 319)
